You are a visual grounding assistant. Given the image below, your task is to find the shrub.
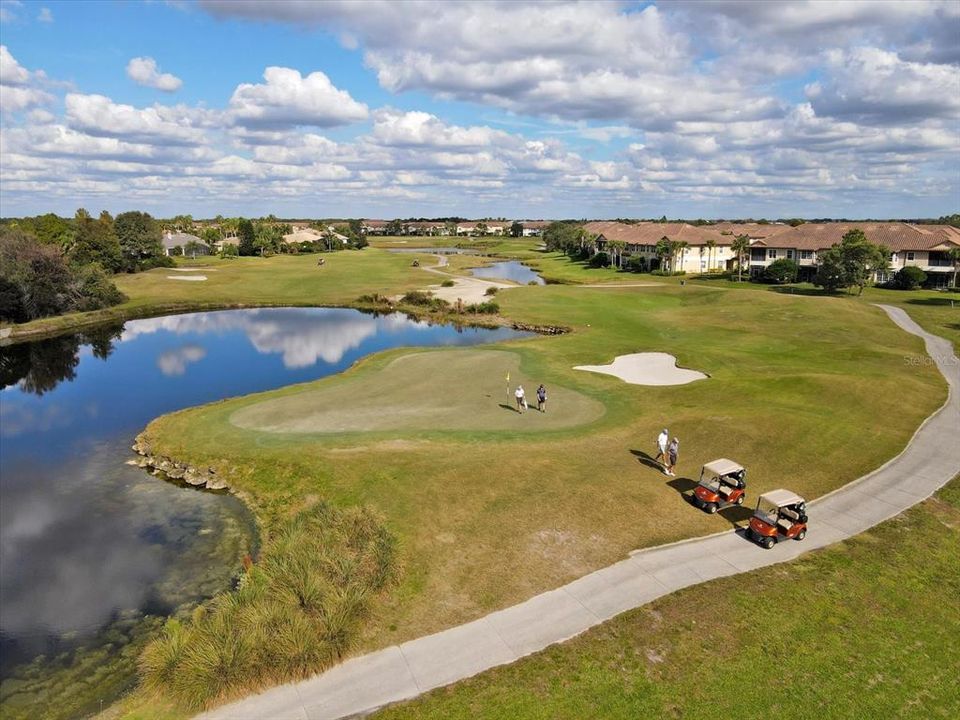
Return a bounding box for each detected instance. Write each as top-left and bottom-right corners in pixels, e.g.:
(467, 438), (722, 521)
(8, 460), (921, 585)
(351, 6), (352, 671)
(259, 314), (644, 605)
(441, 279), (455, 287)
(892, 266), (927, 290)
(356, 293), (391, 305)
(74, 264), (128, 311)
(626, 255), (647, 273)
(651, 269), (686, 277)
(588, 251), (610, 268)
(168, 245), (183, 257)
(465, 301), (499, 314)
(139, 503), (397, 710)
(763, 258), (799, 284)
(399, 290), (450, 311)
(220, 244), (239, 258)
(139, 254), (176, 270)
(484, 286), (498, 296)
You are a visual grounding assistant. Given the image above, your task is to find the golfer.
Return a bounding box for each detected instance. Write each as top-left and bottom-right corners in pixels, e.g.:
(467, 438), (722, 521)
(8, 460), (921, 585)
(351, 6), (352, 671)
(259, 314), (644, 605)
(536, 384), (547, 413)
(515, 385), (526, 413)
(666, 437), (680, 477)
(655, 428), (669, 466)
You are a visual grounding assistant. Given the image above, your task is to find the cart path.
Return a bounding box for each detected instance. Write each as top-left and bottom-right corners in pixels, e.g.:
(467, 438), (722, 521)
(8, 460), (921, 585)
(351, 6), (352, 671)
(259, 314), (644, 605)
(198, 304), (959, 720)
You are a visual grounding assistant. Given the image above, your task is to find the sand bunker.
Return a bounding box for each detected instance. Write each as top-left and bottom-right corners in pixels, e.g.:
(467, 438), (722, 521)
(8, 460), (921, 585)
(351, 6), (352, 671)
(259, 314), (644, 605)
(170, 267), (216, 272)
(167, 275), (207, 281)
(574, 352), (707, 386)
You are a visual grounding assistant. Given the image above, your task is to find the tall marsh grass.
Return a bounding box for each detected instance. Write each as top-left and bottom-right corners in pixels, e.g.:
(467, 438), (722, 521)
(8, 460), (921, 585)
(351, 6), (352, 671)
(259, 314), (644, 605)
(139, 503), (397, 710)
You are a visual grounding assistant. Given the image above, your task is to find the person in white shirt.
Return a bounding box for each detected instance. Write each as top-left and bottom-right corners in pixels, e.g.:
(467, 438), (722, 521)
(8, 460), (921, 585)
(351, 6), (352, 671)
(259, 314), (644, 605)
(515, 385), (526, 413)
(655, 428), (669, 469)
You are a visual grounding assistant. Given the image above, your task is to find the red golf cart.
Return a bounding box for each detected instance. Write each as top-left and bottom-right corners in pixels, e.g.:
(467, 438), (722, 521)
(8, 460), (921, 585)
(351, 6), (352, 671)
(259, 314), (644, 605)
(692, 458), (747, 514)
(746, 489), (808, 549)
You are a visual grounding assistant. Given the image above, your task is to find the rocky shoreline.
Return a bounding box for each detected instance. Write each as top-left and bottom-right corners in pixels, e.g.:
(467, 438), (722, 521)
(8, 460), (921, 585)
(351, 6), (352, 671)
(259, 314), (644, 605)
(130, 434), (229, 491)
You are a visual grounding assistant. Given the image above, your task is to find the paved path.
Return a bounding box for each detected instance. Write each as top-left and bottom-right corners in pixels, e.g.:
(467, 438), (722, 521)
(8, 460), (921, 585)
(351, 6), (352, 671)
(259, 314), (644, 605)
(199, 304), (959, 720)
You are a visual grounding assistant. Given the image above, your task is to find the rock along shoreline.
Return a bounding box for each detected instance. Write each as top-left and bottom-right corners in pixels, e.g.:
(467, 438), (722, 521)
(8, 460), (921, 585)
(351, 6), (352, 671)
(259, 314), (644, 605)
(130, 433), (229, 491)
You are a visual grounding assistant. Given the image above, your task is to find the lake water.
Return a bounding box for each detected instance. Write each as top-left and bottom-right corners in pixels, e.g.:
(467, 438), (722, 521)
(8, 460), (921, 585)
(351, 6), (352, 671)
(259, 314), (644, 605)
(470, 261), (545, 285)
(0, 307), (525, 707)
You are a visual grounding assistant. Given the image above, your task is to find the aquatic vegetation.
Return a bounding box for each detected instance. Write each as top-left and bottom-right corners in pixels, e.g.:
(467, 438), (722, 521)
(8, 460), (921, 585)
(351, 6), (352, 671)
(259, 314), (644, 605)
(139, 502), (397, 710)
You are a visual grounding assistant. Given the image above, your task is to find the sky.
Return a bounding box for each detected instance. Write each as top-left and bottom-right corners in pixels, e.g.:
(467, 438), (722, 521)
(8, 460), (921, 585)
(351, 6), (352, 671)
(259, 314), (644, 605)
(0, 0), (958, 220)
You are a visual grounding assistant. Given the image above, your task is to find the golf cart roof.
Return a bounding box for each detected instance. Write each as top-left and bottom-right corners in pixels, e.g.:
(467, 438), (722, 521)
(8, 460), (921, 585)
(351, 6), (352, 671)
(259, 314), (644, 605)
(758, 489), (805, 507)
(702, 458), (744, 476)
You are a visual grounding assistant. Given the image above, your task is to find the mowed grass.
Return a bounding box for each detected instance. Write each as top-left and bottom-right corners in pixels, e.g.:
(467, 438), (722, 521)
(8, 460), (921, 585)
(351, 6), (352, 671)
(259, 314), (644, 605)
(6, 250), (434, 338)
(231, 349), (605, 433)
(142, 282), (946, 656)
(376, 478), (960, 720)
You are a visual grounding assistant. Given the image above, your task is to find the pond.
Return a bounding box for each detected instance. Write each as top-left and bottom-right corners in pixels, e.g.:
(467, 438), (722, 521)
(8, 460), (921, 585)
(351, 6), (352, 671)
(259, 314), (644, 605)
(0, 307), (526, 715)
(470, 260), (545, 285)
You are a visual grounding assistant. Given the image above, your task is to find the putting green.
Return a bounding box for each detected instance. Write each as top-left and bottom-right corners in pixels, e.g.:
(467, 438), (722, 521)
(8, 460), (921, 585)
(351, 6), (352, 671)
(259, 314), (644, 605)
(230, 349), (606, 434)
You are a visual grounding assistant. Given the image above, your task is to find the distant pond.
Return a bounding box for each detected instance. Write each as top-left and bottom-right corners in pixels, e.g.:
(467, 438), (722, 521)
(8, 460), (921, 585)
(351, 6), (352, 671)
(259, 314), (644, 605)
(470, 260), (546, 285)
(0, 307), (527, 713)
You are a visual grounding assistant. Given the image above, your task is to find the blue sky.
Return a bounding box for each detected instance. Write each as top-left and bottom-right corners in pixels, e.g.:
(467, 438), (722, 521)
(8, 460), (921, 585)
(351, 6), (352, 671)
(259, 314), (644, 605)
(1, 0), (958, 219)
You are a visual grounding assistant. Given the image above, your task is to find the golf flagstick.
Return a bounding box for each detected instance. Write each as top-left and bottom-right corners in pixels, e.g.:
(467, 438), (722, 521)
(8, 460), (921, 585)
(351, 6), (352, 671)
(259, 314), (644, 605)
(505, 371), (510, 400)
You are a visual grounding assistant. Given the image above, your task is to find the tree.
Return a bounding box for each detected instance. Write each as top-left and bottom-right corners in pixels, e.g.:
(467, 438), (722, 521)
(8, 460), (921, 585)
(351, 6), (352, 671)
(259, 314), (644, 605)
(510, 221), (523, 238)
(33, 213), (73, 247)
(704, 238), (717, 272)
(948, 246), (960, 288)
(386, 219), (403, 236)
(892, 266), (927, 290)
(114, 211), (164, 271)
(71, 210), (122, 272)
(475, 221), (488, 236)
(607, 240), (626, 269)
(732, 234), (750, 282)
(674, 240), (689, 273)
(183, 240), (206, 258)
(655, 236), (675, 271)
(763, 258), (799, 284)
(813, 229), (889, 295)
(237, 219), (256, 256)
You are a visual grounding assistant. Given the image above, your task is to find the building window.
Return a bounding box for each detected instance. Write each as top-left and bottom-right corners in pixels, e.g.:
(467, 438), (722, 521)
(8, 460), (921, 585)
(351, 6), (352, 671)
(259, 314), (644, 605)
(906, 252), (915, 261)
(786, 249), (794, 259)
(767, 249), (778, 259)
(800, 250), (813, 260)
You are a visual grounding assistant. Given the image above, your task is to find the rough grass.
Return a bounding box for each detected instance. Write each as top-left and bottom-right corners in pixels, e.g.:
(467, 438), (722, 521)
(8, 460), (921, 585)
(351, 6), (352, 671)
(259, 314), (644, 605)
(141, 283), (945, 660)
(230, 349), (605, 434)
(376, 479), (960, 720)
(138, 503), (396, 711)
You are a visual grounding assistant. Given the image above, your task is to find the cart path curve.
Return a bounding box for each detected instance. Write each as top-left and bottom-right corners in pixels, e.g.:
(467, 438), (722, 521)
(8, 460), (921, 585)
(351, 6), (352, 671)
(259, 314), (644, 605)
(197, 304), (959, 720)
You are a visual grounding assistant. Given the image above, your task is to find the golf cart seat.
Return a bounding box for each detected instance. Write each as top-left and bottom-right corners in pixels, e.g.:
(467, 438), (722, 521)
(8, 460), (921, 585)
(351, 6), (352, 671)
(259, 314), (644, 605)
(777, 518), (793, 533)
(781, 508), (800, 521)
(719, 484), (735, 499)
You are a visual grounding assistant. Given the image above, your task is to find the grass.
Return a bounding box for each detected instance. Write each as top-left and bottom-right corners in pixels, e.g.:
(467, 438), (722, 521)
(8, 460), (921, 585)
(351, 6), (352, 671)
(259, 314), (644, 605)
(376, 477), (960, 720)
(2, 250), (435, 341)
(139, 282), (945, 664)
(138, 502), (396, 712)
(230, 349), (605, 434)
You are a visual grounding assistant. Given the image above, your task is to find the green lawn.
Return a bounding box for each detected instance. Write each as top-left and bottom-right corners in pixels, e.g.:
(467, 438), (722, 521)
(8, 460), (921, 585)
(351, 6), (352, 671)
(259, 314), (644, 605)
(141, 282), (945, 658)
(3, 250), (436, 340)
(377, 478), (960, 720)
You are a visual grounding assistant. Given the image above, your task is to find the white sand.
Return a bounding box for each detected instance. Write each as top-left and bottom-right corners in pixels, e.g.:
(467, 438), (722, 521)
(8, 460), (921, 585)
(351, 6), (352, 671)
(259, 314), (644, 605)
(170, 267), (216, 272)
(166, 275), (207, 281)
(574, 352), (707, 386)
(425, 277), (511, 304)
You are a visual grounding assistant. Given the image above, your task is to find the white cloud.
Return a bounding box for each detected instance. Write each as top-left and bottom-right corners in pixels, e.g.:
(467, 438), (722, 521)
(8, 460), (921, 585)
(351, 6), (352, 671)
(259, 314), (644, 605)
(0, 45), (53, 112)
(126, 56), (182, 92)
(64, 93), (211, 144)
(228, 66), (368, 128)
(0, 1), (22, 24)
(37, 6), (52, 23)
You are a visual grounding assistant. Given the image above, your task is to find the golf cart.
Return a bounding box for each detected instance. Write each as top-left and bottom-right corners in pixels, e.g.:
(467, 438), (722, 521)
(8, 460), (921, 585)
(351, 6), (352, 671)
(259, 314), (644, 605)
(692, 458), (746, 514)
(746, 489), (808, 549)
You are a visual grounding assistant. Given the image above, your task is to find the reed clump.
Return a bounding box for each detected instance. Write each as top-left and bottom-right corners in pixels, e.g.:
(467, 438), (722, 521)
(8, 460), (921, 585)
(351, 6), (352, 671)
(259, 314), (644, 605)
(139, 503), (397, 710)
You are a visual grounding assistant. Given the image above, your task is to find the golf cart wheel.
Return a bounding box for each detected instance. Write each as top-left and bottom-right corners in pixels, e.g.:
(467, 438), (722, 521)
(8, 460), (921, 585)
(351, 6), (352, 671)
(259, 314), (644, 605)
(796, 529), (807, 541)
(735, 495), (745, 505)
(761, 536), (775, 550)
(706, 503), (718, 514)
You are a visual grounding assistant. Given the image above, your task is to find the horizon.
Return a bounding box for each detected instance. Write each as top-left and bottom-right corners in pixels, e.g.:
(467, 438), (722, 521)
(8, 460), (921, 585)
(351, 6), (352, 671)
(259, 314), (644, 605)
(1, 1), (958, 219)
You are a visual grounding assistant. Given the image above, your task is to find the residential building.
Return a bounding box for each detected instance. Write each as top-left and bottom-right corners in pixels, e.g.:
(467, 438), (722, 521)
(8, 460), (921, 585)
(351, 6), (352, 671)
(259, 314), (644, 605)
(162, 231), (208, 257)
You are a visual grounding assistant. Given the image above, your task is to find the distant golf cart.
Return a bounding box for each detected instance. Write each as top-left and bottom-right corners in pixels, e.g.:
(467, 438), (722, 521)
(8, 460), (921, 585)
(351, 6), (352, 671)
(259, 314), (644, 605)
(692, 458), (746, 514)
(747, 489), (808, 549)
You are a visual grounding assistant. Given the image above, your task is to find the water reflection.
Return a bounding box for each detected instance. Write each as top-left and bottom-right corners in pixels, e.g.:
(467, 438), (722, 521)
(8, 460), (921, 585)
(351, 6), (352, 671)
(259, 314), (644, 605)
(0, 307), (526, 688)
(471, 261), (545, 285)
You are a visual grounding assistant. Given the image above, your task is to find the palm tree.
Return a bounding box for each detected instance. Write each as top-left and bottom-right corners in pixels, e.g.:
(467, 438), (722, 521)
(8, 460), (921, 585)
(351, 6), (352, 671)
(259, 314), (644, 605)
(949, 246), (960, 289)
(655, 236), (673, 272)
(705, 238), (716, 272)
(608, 240), (626, 269)
(674, 240), (689, 274)
(732, 234), (750, 282)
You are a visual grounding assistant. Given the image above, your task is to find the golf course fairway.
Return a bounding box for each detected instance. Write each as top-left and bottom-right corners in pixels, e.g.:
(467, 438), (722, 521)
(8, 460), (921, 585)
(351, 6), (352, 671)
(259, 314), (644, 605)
(231, 349), (605, 434)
